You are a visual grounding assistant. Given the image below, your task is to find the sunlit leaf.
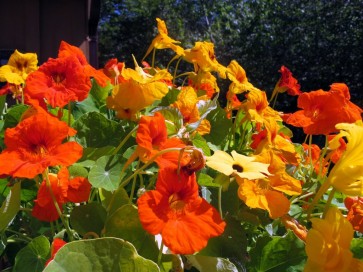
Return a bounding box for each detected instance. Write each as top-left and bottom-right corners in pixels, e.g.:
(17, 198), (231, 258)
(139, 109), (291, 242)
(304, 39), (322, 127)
(0, 181), (20, 232)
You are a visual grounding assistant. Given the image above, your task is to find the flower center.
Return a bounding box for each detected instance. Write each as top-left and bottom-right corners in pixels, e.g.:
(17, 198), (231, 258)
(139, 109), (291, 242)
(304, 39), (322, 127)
(52, 73), (65, 84)
(232, 164), (244, 173)
(168, 193), (186, 212)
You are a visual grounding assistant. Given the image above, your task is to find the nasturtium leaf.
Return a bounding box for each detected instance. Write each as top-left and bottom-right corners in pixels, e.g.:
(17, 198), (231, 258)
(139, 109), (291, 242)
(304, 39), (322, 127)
(152, 107), (183, 136)
(192, 133), (211, 156)
(13, 235), (50, 272)
(159, 87), (180, 106)
(20, 179), (38, 202)
(73, 112), (132, 148)
(43, 237), (160, 272)
(80, 146), (115, 163)
(68, 164), (89, 178)
(90, 79), (113, 105)
(198, 215), (248, 271)
(104, 204), (158, 262)
(106, 186), (130, 216)
(351, 238), (363, 260)
(248, 231), (306, 272)
(0, 181), (20, 232)
(0, 95), (6, 119)
(0, 232), (7, 256)
(70, 202), (107, 236)
(197, 173), (220, 188)
(72, 94), (100, 120)
(185, 255), (238, 272)
(204, 105), (232, 148)
(3, 104), (28, 129)
(88, 155), (126, 191)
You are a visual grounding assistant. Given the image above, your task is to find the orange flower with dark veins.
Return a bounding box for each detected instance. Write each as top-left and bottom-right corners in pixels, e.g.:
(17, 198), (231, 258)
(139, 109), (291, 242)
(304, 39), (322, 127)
(24, 55), (91, 108)
(284, 83), (362, 135)
(137, 168), (225, 254)
(58, 41), (110, 87)
(0, 109), (83, 179)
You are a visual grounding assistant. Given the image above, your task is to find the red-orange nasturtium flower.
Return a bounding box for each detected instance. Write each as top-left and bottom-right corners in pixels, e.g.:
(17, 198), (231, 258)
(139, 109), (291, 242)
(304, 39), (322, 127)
(284, 83), (362, 135)
(302, 143), (328, 175)
(137, 168), (226, 254)
(45, 239), (67, 266)
(58, 41), (110, 87)
(32, 167), (91, 222)
(24, 55), (92, 108)
(133, 112), (190, 169)
(102, 58), (126, 85)
(328, 134), (347, 164)
(0, 108), (83, 179)
(275, 65), (301, 96)
(344, 197), (363, 233)
(188, 71), (219, 98)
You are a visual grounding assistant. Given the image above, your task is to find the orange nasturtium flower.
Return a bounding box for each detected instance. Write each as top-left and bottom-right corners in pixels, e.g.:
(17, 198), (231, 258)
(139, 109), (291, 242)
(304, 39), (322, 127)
(237, 149), (302, 219)
(32, 167), (91, 222)
(183, 41), (227, 78)
(226, 60), (258, 94)
(137, 168), (226, 254)
(102, 58), (126, 85)
(58, 41), (110, 87)
(274, 65), (301, 96)
(133, 112), (190, 169)
(106, 58), (172, 120)
(284, 83), (362, 135)
(344, 197), (363, 233)
(24, 55), (92, 108)
(188, 71), (219, 98)
(0, 109), (83, 179)
(45, 239), (67, 266)
(143, 18), (184, 59)
(0, 49), (38, 85)
(304, 206), (363, 272)
(172, 86), (211, 135)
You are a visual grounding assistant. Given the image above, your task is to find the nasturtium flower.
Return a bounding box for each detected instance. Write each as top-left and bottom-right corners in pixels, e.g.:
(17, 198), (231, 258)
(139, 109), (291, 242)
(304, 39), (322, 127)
(237, 149), (301, 219)
(206, 150), (270, 180)
(344, 197), (363, 233)
(327, 134), (347, 164)
(226, 60), (258, 94)
(304, 206), (362, 272)
(144, 18), (184, 59)
(137, 168), (225, 254)
(102, 58), (126, 85)
(45, 239), (67, 266)
(32, 167), (91, 222)
(133, 112), (190, 169)
(274, 65), (301, 96)
(183, 41), (227, 78)
(302, 143), (328, 175)
(0, 49), (38, 85)
(106, 58), (172, 119)
(225, 90), (242, 119)
(172, 86), (211, 135)
(0, 108), (83, 179)
(58, 41), (110, 87)
(327, 122), (363, 196)
(284, 83), (362, 135)
(188, 70), (219, 98)
(24, 55), (92, 108)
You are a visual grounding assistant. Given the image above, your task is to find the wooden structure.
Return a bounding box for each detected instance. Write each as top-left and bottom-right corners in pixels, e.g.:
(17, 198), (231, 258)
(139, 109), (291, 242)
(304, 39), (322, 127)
(0, 0), (101, 67)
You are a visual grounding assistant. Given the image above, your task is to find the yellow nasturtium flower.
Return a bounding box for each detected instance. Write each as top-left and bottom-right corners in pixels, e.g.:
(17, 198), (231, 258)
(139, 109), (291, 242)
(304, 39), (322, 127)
(183, 41), (227, 79)
(106, 57), (172, 120)
(0, 50), (38, 85)
(206, 150), (270, 180)
(143, 18), (184, 59)
(304, 206), (362, 272)
(226, 60), (258, 94)
(327, 122), (363, 196)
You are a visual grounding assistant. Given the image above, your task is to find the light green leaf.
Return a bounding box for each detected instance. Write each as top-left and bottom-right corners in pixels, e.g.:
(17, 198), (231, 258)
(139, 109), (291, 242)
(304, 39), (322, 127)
(185, 255), (238, 272)
(0, 181), (21, 232)
(13, 235), (50, 272)
(192, 133), (211, 156)
(106, 186), (130, 216)
(90, 79), (113, 105)
(88, 155), (126, 191)
(3, 104), (28, 129)
(43, 237), (159, 272)
(204, 105), (232, 148)
(351, 238), (363, 260)
(197, 173), (220, 188)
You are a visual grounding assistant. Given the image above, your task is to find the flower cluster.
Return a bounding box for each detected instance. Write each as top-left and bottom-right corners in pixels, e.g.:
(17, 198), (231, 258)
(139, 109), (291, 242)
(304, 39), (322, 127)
(0, 18), (363, 272)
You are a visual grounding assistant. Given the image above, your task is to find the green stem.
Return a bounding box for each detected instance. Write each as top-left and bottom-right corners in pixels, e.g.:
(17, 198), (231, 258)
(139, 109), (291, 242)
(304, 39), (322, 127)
(151, 48), (156, 68)
(5, 229), (32, 242)
(306, 178), (331, 220)
(112, 126), (138, 156)
(218, 186), (223, 219)
(129, 161), (140, 203)
(44, 169), (74, 241)
(323, 188), (336, 218)
(119, 148), (185, 188)
(172, 57), (182, 85)
(67, 102), (72, 127)
(50, 221), (55, 237)
(157, 241), (164, 268)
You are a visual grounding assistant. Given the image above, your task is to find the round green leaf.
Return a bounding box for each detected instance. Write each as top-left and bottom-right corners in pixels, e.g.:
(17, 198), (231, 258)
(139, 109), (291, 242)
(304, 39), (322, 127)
(44, 237), (159, 272)
(13, 235), (50, 272)
(88, 155), (126, 191)
(70, 202), (107, 236)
